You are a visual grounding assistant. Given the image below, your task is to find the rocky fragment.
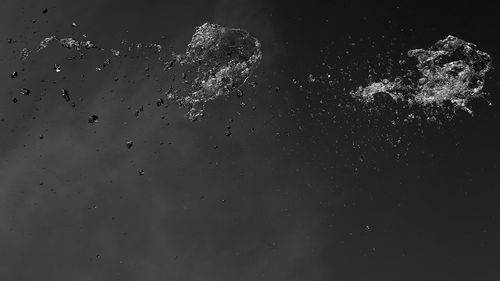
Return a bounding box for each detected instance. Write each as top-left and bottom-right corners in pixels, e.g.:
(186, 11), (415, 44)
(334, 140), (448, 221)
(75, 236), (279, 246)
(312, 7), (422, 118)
(351, 35), (493, 115)
(166, 23), (262, 121)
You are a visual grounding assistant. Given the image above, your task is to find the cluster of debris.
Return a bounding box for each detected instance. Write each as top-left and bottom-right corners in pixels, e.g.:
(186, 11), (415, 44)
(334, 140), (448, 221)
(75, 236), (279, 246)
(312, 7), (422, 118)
(15, 22), (261, 122)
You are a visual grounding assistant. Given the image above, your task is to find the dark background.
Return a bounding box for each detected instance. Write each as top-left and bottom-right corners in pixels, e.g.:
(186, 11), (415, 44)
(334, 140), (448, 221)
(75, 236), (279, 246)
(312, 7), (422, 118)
(1, 0), (499, 280)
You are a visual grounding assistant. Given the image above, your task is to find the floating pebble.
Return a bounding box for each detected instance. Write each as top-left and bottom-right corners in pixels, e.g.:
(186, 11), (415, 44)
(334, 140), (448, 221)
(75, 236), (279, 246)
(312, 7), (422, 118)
(20, 88), (31, 95)
(61, 89), (70, 102)
(88, 115), (99, 123)
(125, 141), (133, 149)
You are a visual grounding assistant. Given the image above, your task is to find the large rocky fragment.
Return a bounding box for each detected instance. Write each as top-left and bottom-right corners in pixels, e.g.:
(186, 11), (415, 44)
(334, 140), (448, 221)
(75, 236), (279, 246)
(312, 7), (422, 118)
(168, 23), (262, 120)
(352, 35), (493, 115)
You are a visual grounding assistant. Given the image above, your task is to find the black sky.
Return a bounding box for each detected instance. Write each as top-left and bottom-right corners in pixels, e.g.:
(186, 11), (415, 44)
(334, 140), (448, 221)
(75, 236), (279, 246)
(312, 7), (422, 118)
(1, 0), (499, 280)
